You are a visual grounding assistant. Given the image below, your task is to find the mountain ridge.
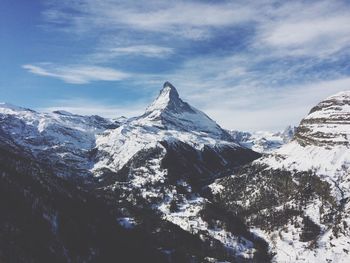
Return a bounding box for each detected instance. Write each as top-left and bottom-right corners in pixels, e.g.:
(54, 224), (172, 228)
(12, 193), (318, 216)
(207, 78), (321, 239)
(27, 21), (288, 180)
(212, 89), (350, 262)
(229, 125), (295, 153)
(0, 82), (264, 262)
(1, 83), (349, 262)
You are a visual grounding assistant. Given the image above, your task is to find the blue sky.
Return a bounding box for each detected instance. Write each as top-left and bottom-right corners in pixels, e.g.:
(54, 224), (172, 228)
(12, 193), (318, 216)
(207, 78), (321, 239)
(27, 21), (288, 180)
(1, 0), (350, 131)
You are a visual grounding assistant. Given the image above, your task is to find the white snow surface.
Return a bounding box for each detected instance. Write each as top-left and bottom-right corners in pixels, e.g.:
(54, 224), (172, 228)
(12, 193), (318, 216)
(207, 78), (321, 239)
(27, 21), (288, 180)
(92, 83), (256, 259)
(93, 121), (237, 175)
(248, 91), (350, 262)
(158, 195), (256, 259)
(229, 126), (295, 153)
(259, 141), (350, 195)
(0, 102), (117, 176)
(117, 217), (136, 229)
(258, 91), (350, 199)
(93, 82), (239, 174)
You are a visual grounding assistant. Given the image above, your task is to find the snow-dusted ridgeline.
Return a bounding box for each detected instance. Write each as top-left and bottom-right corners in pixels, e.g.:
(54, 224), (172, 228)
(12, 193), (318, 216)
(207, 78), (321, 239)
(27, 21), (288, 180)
(229, 126), (295, 153)
(0, 103), (119, 177)
(213, 90), (350, 263)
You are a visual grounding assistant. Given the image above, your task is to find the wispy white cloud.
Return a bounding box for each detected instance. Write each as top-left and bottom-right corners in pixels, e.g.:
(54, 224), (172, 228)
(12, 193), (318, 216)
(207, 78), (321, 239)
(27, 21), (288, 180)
(113, 1), (255, 39)
(256, 1), (350, 57)
(107, 45), (173, 57)
(90, 45), (174, 63)
(163, 74), (350, 131)
(39, 98), (146, 118)
(42, 0), (350, 56)
(42, 0), (256, 40)
(22, 64), (130, 84)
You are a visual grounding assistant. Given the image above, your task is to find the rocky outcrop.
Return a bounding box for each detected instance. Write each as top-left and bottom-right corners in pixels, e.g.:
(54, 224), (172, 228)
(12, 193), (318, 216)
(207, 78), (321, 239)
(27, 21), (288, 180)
(212, 91), (350, 262)
(295, 91), (350, 147)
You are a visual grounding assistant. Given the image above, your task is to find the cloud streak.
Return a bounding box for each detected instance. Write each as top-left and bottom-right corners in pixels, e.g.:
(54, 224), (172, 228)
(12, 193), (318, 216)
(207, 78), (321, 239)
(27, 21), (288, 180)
(90, 45), (174, 63)
(42, 0), (256, 40)
(22, 64), (130, 84)
(256, 1), (350, 57)
(42, 0), (350, 56)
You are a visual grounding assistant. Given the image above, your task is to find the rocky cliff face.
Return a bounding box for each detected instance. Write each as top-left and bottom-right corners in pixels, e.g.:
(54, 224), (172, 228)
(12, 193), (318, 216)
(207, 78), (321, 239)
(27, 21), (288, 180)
(212, 91), (350, 262)
(295, 91), (350, 147)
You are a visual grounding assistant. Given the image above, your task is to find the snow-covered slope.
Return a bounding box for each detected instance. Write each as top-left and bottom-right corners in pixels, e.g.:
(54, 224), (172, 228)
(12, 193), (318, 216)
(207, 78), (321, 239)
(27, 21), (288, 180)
(90, 82), (264, 261)
(229, 126), (295, 153)
(0, 82), (264, 262)
(0, 103), (119, 177)
(93, 82), (255, 176)
(0, 82), (267, 262)
(259, 91), (350, 196)
(213, 91), (350, 263)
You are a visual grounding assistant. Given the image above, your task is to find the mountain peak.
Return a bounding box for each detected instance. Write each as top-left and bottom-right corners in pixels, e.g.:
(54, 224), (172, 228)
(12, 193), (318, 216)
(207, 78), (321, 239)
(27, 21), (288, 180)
(157, 81), (180, 105)
(137, 82), (232, 140)
(162, 81), (178, 96)
(145, 82), (192, 114)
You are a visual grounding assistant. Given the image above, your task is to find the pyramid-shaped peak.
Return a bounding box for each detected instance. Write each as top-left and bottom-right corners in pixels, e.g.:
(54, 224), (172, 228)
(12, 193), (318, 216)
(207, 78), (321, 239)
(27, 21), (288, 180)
(136, 82), (232, 141)
(145, 82), (189, 114)
(163, 81), (175, 89)
(160, 81), (179, 100)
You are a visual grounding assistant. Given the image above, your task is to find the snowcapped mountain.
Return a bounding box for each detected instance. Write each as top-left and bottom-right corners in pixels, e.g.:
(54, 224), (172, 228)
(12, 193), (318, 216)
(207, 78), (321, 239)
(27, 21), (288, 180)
(139, 82), (232, 140)
(92, 82), (256, 178)
(3, 82), (348, 263)
(212, 91), (350, 262)
(90, 82), (264, 261)
(0, 82), (265, 262)
(229, 126), (295, 153)
(259, 91), (350, 191)
(0, 102), (120, 177)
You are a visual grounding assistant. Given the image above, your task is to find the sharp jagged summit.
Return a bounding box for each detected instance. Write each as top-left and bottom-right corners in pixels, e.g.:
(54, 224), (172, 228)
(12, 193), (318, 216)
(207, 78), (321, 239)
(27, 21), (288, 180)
(145, 81), (194, 115)
(139, 82), (230, 139)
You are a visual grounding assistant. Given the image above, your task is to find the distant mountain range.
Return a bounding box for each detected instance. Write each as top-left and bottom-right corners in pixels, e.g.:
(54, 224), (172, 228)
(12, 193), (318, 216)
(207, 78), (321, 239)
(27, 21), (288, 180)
(0, 82), (349, 263)
(229, 126), (295, 153)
